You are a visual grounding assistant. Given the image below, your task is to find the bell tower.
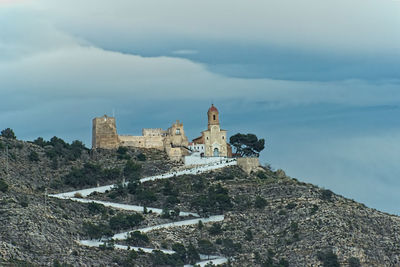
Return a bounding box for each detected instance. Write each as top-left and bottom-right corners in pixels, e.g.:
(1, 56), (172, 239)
(207, 104), (220, 129)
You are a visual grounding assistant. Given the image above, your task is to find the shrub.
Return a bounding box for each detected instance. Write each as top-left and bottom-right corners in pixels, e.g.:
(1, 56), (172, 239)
(348, 257), (361, 267)
(310, 204), (319, 215)
(1, 128), (16, 139)
(197, 239), (215, 257)
(317, 250), (340, 267)
(126, 231), (149, 246)
(33, 137), (47, 147)
(162, 180), (178, 196)
(124, 160), (142, 181)
(245, 229), (253, 241)
(83, 222), (112, 239)
(215, 173), (234, 181)
(137, 153), (146, 161)
(285, 202), (296, 210)
(19, 196), (29, 207)
(187, 243), (200, 264)
(290, 222), (299, 232)
(117, 146), (128, 155)
(254, 196), (267, 209)
(220, 238), (242, 257)
(256, 171), (268, 180)
(87, 202), (106, 215)
(109, 213), (144, 230)
(191, 184), (232, 214)
(28, 151), (40, 162)
(0, 179), (9, 193)
(151, 250), (184, 266)
(165, 195), (180, 207)
(63, 163), (104, 188)
(117, 146), (130, 160)
(208, 223), (223, 236)
(321, 189), (333, 201)
(172, 242), (187, 261)
(136, 188), (157, 204)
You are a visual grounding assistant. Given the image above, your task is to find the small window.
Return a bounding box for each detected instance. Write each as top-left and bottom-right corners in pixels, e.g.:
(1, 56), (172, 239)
(213, 114), (216, 120)
(176, 128), (181, 135)
(222, 136), (224, 139)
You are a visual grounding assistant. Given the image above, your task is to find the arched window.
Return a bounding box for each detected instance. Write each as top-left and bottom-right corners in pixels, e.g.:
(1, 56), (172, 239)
(213, 148), (219, 157)
(213, 114), (216, 120)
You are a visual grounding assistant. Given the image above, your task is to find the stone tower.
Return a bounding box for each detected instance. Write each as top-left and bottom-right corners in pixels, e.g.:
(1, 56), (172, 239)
(92, 115), (119, 149)
(208, 104), (220, 128)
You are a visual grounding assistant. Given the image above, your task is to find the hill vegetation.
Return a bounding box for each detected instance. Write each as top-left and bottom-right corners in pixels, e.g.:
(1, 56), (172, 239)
(0, 133), (400, 266)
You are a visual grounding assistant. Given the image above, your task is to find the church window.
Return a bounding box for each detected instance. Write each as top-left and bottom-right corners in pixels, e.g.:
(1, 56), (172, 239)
(176, 128), (181, 135)
(213, 114), (216, 120)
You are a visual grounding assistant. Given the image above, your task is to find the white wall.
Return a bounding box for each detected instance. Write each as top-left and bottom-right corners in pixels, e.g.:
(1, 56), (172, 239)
(184, 154), (228, 166)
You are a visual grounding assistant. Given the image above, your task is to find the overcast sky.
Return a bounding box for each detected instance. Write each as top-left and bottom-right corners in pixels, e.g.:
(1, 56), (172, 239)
(1, 0), (400, 214)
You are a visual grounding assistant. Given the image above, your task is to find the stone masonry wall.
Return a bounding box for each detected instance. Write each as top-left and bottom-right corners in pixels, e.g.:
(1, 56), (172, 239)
(237, 157), (260, 174)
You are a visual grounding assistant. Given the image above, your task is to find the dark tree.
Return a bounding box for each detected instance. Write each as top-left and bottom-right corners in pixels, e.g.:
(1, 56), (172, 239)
(229, 133), (265, 157)
(186, 243), (200, 264)
(197, 239), (215, 259)
(1, 128), (16, 139)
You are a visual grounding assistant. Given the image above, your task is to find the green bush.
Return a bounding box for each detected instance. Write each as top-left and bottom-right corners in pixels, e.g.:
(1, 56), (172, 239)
(126, 231), (149, 246)
(317, 250), (340, 267)
(186, 243), (200, 264)
(83, 222), (112, 239)
(19, 196), (29, 207)
(150, 250), (184, 266)
(0, 179), (9, 193)
(1, 128), (16, 139)
(220, 238), (242, 257)
(37, 136), (87, 161)
(321, 189), (333, 201)
(63, 163), (103, 187)
(348, 257), (361, 267)
(285, 202), (296, 210)
(109, 213), (144, 230)
(254, 196), (267, 209)
(256, 171), (268, 180)
(245, 229), (253, 241)
(28, 151), (40, 162)
(33, 137), (47, 147)
(124, 160), (142, 181)
(87, 202), (106, 215)
(208, 223), (223, 236)
(117, 146), (131, 160)
(197, 239), (215, 257)
(172, 243), (187, 261)
(191, 184), (232, 214)
(136, 188), (157, 204)
(137, 153), (146, 161)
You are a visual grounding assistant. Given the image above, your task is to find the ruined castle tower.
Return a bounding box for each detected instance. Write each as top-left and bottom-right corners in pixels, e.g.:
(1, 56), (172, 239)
(92, 115), (119, 149)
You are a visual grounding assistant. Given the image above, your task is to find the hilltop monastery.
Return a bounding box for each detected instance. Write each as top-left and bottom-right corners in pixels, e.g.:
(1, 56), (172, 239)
(92, 104), (232, 162)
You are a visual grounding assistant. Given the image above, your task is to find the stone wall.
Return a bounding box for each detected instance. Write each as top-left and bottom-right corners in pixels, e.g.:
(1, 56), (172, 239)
(237, 157), (260, 174)
(119, 135), (164, 150)
(143, 128), (164, 136)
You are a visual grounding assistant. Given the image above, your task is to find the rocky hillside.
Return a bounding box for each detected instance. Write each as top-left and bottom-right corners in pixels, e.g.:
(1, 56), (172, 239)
(1, 136), (400, 266)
